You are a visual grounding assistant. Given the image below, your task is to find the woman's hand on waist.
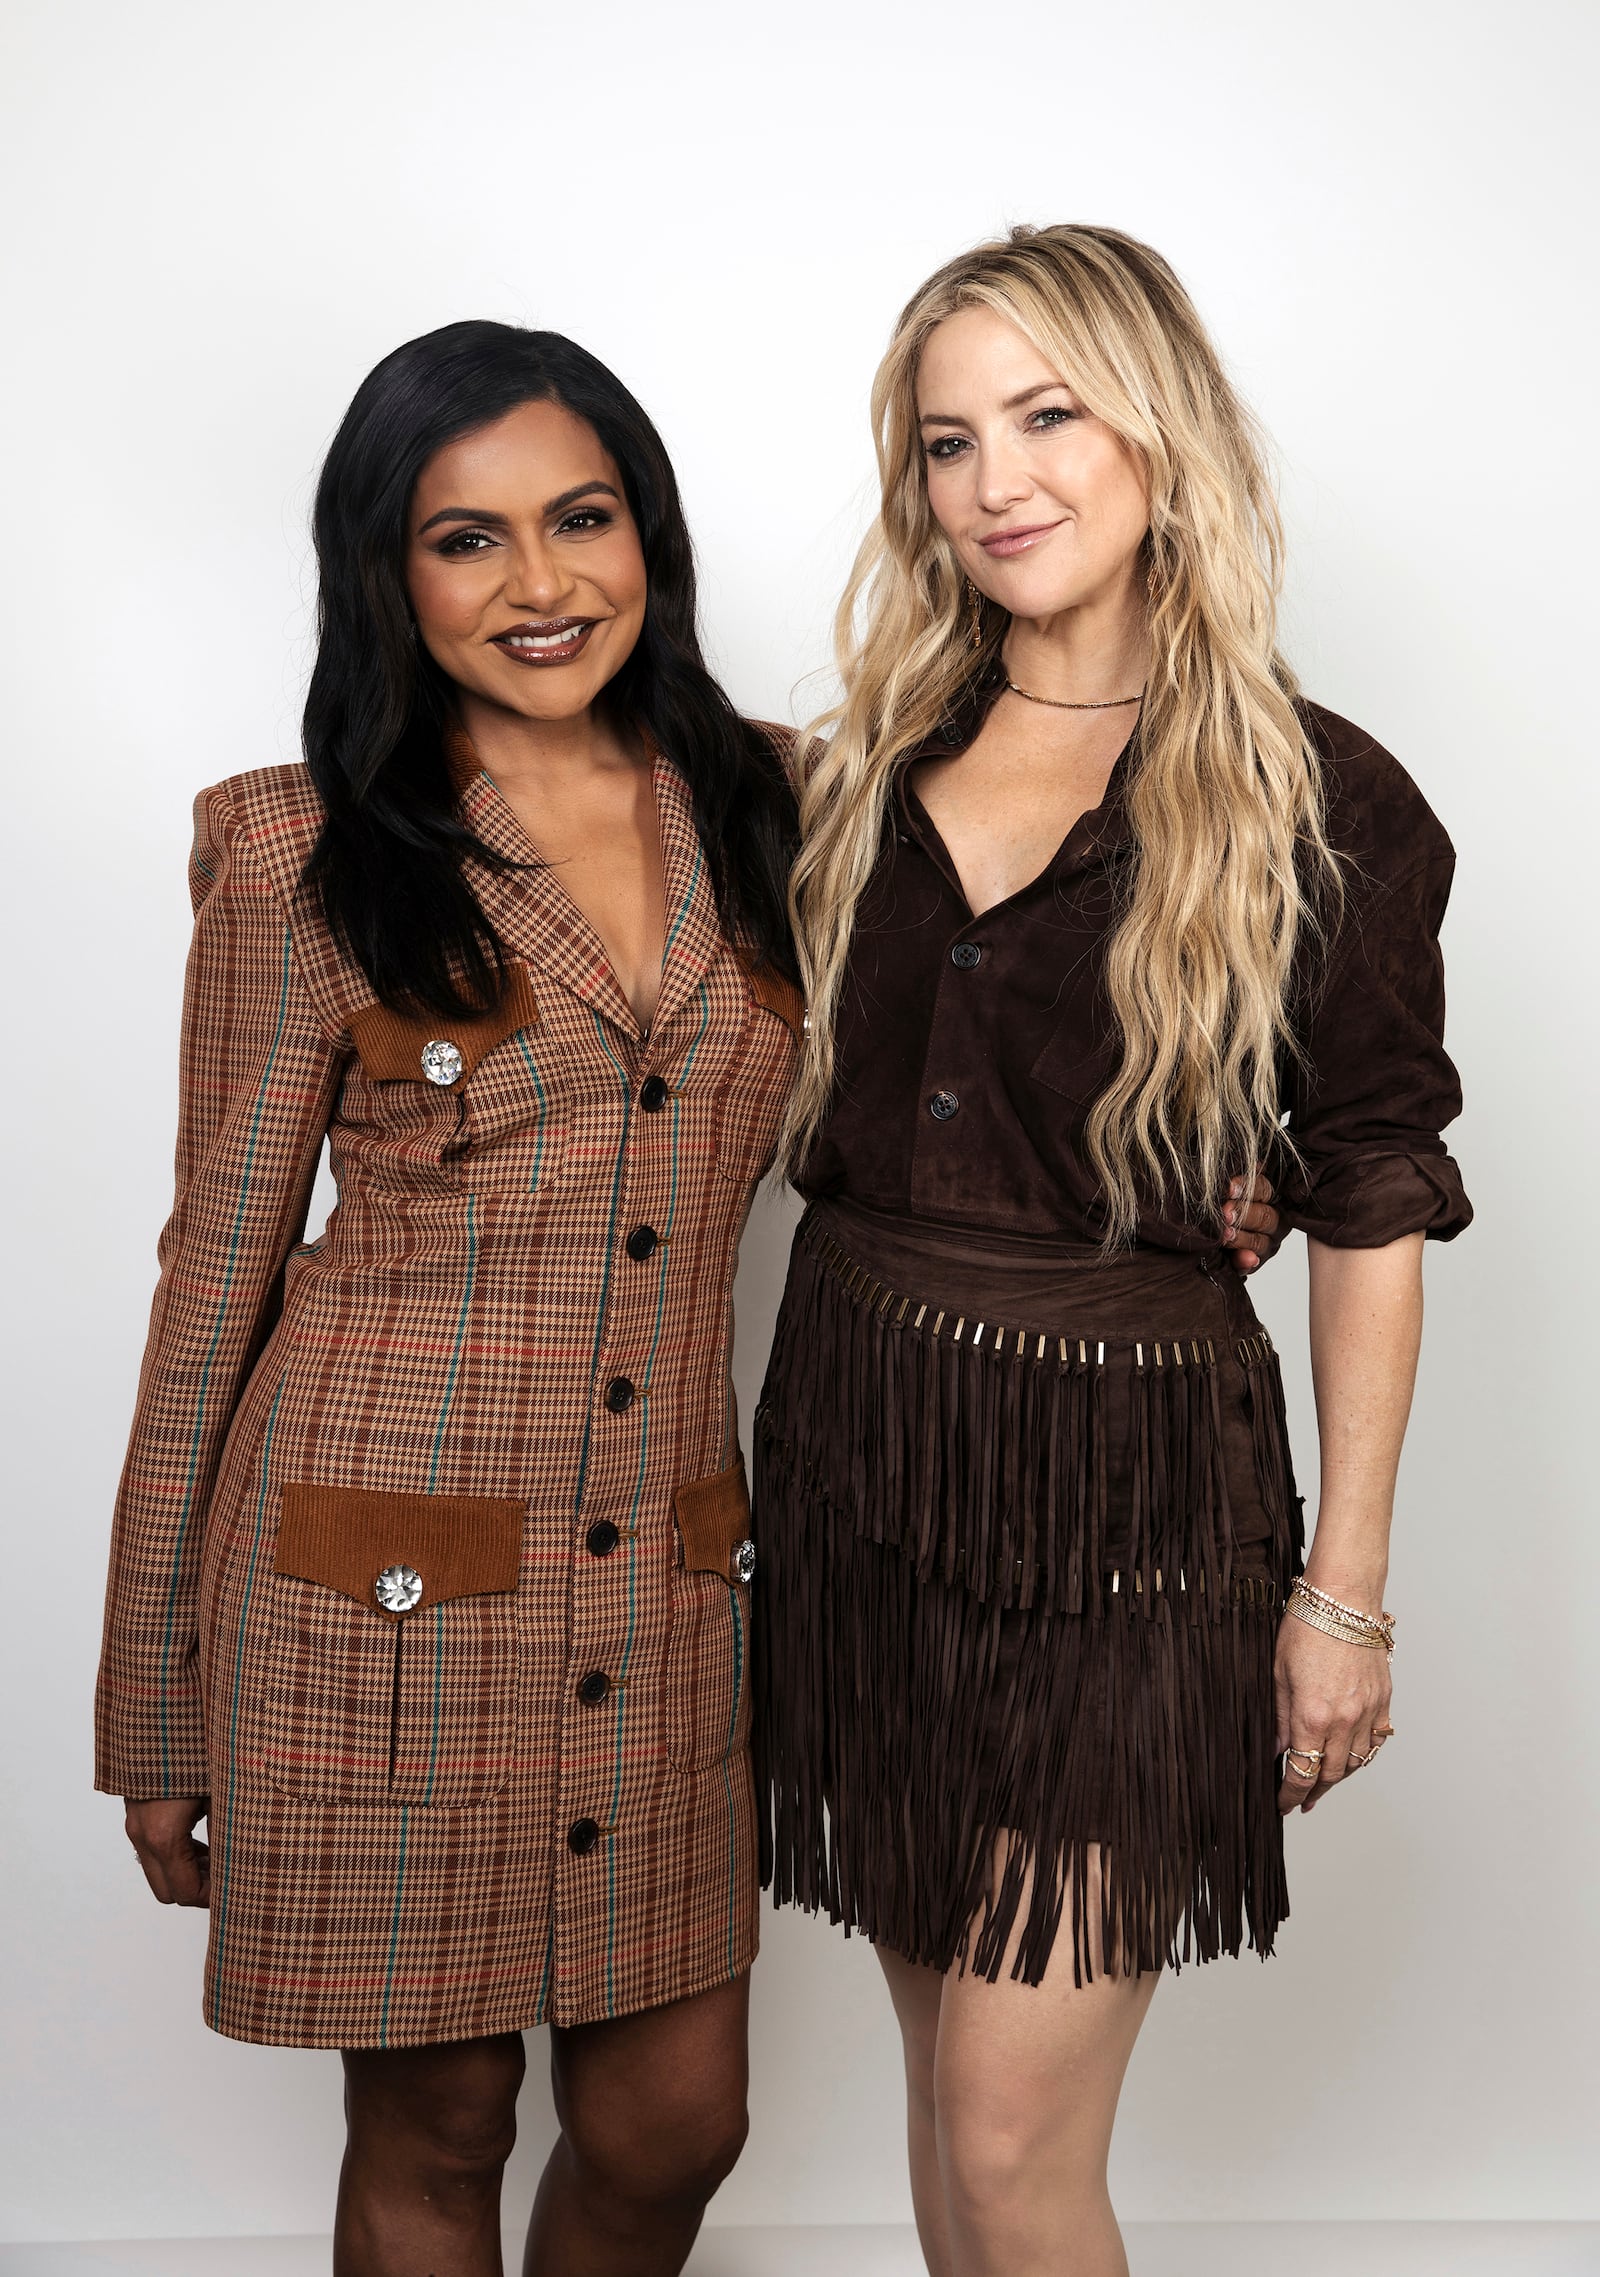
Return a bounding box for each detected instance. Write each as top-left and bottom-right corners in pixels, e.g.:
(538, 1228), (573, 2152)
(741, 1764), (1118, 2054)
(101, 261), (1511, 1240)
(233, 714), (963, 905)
(1221, 1169), (1280, 1274)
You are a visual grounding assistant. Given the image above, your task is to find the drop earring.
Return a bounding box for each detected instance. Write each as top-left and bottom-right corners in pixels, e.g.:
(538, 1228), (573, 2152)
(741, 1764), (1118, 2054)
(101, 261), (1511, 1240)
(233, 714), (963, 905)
(965, 579), (984, 654)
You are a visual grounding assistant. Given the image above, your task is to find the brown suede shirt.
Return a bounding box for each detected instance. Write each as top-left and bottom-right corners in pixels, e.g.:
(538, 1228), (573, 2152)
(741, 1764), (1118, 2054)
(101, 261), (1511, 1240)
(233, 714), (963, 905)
(798, 677), (1471, 1251)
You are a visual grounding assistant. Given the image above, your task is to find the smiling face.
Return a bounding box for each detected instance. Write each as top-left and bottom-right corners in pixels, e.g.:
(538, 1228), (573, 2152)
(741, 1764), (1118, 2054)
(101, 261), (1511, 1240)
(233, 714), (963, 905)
(916, 304), (1150, 626)
(405, 397), (648, 724)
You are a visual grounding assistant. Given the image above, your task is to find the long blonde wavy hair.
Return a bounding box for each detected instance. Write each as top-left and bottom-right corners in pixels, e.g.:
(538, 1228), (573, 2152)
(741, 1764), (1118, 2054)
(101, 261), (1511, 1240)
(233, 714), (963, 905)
(779, 223), (1340, 1238)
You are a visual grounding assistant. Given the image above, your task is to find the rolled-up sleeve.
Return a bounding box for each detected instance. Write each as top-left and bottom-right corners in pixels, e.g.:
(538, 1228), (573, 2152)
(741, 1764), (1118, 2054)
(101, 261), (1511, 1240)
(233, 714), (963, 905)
(1276, 836), (1472, 1248)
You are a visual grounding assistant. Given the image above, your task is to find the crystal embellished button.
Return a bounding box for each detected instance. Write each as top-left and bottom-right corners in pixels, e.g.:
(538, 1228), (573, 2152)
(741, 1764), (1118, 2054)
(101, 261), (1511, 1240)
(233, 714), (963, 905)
(732, 1538), (757, 1585)
(375, 1563), (424, 1614)
(420, 1039), (464, 1087)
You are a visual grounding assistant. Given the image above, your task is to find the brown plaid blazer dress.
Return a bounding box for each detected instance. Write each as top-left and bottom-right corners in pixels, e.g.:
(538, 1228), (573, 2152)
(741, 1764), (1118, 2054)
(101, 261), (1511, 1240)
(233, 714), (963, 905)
(95, 739), (800, 2049)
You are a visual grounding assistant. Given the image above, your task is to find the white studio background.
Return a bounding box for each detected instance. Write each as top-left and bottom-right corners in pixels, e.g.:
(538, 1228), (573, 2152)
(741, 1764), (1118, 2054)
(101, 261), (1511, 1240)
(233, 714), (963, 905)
(2, 0), (1595, 2247)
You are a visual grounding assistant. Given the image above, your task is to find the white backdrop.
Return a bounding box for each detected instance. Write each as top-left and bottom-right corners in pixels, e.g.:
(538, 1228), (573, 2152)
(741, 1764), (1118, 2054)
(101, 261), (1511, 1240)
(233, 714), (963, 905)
(3, 0), (1596, 2245)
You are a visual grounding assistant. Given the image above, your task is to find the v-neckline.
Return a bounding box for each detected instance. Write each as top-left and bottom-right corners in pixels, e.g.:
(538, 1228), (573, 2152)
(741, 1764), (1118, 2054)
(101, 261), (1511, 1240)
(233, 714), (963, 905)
(449, 730), (720, 1045)
(900, 741), (1132, 924)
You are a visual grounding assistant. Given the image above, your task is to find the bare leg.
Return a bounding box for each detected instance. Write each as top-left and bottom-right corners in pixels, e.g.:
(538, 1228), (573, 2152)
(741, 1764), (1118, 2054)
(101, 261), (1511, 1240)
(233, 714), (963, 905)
(336, 2032), (525, 2277)
(876, 1946), (953, 2277)
(934, 1846), (1158, 2277)
(523, 1971), (750, 2277)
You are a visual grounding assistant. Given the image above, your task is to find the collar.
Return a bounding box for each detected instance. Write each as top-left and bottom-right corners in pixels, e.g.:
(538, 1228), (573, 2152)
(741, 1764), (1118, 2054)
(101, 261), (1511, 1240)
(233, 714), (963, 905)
(891, 668), (1135, 896)
(447, 726), (722, 1043)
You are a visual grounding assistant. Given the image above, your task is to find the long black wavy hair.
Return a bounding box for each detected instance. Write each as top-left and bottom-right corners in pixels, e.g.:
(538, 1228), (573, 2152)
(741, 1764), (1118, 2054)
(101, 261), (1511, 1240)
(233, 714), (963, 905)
(301, 320), (797, 1017)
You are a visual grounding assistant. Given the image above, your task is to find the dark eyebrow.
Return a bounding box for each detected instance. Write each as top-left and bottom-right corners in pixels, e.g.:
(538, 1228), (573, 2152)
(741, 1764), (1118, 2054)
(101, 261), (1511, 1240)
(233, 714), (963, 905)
(416, 481), (621, 536)
(918, 383), (1072, 427)
(544, 479), (621, 516)
(417, 505), (511, 534)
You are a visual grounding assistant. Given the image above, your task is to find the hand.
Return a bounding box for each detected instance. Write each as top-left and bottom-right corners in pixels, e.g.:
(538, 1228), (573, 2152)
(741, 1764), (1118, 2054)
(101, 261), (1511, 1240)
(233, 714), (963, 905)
(124, 1796), (211, 1906)
(1273, 1612), (1392, 1815)
(1221, 1169), (1281, 1275)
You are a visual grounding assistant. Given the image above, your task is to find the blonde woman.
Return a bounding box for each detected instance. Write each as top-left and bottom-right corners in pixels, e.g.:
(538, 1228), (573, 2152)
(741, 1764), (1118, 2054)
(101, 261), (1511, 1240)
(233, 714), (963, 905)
(753, 226), (1469, 2276)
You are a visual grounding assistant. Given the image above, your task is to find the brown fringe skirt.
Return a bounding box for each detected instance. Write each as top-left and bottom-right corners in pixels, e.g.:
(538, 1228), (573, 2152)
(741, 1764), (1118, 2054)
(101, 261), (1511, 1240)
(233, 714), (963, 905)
(752, 1200), (1304, 1987)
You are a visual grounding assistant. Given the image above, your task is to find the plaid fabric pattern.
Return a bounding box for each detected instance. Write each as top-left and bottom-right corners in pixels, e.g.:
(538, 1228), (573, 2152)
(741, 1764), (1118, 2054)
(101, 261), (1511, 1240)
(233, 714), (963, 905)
(96, 752), (791, 2047)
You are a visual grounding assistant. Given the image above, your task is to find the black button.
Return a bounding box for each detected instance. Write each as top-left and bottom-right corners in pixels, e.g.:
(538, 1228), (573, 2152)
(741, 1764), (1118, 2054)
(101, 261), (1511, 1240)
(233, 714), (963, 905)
(567, 1817), (601, 1856)
(585, 1520), (620, 1558)
(929, 1090), (960, 1121)
(625, 1225), (659, 1263)
(951, 942), (982, 969)
(577, 1670), (611, 1706)
(605, 1376), (636, 1413)
(640, 1075), (670, 1113)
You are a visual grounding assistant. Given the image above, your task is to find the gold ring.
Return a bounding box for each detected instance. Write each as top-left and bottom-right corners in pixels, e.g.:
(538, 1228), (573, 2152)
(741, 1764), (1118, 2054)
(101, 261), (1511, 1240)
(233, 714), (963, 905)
(1284, 1747), (1323, 1779)
(1372, 1721), (1396, 1738)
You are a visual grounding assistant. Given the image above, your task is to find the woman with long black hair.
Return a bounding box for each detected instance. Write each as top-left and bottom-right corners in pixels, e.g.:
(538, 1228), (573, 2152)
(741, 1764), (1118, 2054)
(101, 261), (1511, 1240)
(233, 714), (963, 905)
(95, 322), (801, 2276)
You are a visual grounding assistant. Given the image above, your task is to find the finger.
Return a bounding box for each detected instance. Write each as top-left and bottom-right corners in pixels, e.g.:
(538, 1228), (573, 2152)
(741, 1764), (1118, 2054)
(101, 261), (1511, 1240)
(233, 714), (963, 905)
(165, 1834), (211, 1908)
(1304, 1721), (1358, 1812)
(1233, 1196), (1279, 1241)
(130, 1835), (177, 1905)
(1278, 1728), (1326, 1814)
(1227, 1247), (1262, 1276)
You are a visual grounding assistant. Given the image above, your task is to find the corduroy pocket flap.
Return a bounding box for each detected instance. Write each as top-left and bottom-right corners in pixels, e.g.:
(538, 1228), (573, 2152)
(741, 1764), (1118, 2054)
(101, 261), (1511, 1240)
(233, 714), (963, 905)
(674, 1458), (752, 1581)
(276, 1484), (524, 1620)
(348, 964), (538, 1090)
(737, 953), (804, 1037)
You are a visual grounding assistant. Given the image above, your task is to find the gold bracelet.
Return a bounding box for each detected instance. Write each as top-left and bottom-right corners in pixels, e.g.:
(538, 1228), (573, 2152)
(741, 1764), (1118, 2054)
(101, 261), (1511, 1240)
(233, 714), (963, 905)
(1292, 1577), (1396, 1641)
(1286, 1595), (1393, 1652)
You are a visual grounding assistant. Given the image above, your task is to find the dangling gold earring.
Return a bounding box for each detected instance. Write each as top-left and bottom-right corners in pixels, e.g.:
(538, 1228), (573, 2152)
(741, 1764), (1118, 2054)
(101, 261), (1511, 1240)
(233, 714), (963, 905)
(965, 579), (984, 654)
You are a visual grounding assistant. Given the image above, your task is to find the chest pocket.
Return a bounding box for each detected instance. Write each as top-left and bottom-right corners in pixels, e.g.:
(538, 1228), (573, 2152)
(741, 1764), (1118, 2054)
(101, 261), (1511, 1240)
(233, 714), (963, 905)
(1028, 961), (1120, 1118)
(713, 962), (802, 1188)
(348, 965), (565, 1192)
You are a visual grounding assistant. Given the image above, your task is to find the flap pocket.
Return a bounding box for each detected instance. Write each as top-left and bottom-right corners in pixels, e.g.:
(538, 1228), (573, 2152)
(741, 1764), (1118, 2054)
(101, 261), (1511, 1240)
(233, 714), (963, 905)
(276, 1484), (524, 1620)
(348, 964), (538, 1091)
(674, 1458), (754, 1583)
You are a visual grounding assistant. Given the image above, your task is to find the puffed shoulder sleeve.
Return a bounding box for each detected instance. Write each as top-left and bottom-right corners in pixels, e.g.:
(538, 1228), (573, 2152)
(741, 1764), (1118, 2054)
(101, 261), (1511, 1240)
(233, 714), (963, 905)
(94, 782), (344, 1799)
(1274, 725), (1472, 1247)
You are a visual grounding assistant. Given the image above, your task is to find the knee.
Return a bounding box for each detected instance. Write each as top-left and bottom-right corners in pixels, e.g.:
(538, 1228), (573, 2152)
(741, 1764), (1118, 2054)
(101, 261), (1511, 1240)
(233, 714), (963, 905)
(936, 2097), (1046, 2219)
(564, 2075), (749, 2209)
(346, 2034), (525, 2183)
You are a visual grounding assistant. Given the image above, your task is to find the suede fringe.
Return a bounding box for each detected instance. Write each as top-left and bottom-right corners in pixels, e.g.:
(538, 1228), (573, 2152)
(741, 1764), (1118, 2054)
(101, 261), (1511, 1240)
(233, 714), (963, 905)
(753, 1217), (1300, 1987)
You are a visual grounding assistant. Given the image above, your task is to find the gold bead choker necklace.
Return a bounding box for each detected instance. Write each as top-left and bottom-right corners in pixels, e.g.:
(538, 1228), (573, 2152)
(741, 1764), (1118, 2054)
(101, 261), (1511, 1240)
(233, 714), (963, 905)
(1005, 682), (1144, 710)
